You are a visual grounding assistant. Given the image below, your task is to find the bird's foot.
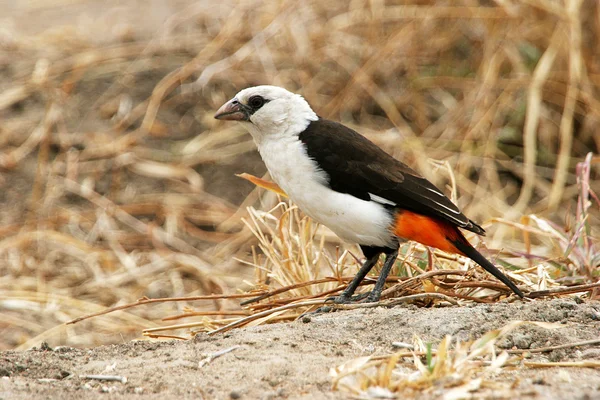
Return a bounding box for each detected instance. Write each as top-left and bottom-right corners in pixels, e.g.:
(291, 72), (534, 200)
(365, 292), (383, 303)
(301, 305), (334, 317)
(300, 291), (384, 318)
(326, 292), (371, 304)
(301, 292), (373, 317)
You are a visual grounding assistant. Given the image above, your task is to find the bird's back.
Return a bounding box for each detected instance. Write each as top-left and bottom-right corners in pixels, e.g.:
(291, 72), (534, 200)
(257, 134), (396, 248)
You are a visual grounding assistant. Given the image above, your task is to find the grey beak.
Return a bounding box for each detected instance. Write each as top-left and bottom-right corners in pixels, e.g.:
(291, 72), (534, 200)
(214, 98), (249, 121)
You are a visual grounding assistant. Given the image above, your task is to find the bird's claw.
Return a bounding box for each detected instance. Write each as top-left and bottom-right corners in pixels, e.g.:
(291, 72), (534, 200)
(299, 305), (334, 318)
(325, 291), (372, 304)
(300, 292), (374, 318)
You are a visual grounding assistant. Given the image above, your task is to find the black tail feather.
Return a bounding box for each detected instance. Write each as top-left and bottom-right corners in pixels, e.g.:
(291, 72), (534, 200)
(451, 239), (524, 298)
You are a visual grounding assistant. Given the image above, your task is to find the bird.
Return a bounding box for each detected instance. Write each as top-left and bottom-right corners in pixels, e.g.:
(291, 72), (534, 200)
(214, 85), (524, 303)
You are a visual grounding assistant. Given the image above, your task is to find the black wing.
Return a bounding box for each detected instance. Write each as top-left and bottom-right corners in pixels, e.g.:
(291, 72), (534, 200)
(298, 119), (485, 235)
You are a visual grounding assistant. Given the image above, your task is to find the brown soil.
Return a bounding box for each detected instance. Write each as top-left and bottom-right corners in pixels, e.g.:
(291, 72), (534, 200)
(2, 298), (600, 399)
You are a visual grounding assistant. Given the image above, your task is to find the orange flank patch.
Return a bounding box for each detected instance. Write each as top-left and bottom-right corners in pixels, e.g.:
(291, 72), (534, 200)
(393, 210), (464, 255)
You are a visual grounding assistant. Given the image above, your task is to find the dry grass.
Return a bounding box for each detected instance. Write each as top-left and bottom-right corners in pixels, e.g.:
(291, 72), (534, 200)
(330, 320), (600, 398)
(0, 0), (599, 350)
(65, 163), (599, 340)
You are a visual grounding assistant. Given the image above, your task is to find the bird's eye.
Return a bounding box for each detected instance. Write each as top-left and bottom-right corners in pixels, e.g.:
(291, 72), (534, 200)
(248, 95), (265, 109)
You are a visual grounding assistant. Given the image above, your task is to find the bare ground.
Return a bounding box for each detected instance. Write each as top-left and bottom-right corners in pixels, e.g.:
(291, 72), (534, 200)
(2, 298), (600, 399)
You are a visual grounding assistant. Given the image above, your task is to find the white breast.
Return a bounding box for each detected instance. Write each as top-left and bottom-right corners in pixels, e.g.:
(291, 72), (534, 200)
(257, 136), (395, 248)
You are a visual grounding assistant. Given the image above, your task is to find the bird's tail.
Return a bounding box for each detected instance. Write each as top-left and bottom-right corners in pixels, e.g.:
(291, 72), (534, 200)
(393, 210), (523, 297)
(450, 237), (524, 298)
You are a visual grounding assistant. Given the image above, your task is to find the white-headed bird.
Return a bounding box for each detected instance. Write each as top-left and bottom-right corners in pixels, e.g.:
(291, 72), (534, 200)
(215, 86), (523, 303)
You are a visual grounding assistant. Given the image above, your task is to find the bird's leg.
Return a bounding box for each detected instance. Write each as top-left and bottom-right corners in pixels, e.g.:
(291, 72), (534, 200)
(323, 247), (381, 305)
(365, 248), (398, 303)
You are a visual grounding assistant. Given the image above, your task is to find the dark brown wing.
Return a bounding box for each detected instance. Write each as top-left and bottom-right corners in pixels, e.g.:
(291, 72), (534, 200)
(298, 119), (485, 235)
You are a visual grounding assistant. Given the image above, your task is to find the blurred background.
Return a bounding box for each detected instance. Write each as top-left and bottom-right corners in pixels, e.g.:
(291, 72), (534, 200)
(0, 0), (598, 349)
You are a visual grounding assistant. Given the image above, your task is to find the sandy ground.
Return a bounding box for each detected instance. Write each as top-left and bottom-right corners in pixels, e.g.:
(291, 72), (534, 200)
(2, 298), (600, 399)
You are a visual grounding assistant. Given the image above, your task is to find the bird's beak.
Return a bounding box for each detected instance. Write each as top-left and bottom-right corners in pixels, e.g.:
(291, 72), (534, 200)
(214, 98), (249, 121)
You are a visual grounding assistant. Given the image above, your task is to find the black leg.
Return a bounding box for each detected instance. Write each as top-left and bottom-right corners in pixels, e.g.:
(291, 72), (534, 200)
(333, 247), (381, 304)
(366, 248), (398, 302)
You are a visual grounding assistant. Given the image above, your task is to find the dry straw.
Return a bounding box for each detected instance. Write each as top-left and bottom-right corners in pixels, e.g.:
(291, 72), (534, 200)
(330, 320), (600, 398)
(0, 0), (598, 349)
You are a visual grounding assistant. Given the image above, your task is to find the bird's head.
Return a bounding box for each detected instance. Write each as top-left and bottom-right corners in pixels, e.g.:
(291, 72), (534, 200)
(214, 85), (317, 143)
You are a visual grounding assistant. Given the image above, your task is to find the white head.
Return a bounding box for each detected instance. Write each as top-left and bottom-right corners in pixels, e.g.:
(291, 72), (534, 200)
(214, 85), (318, 144)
